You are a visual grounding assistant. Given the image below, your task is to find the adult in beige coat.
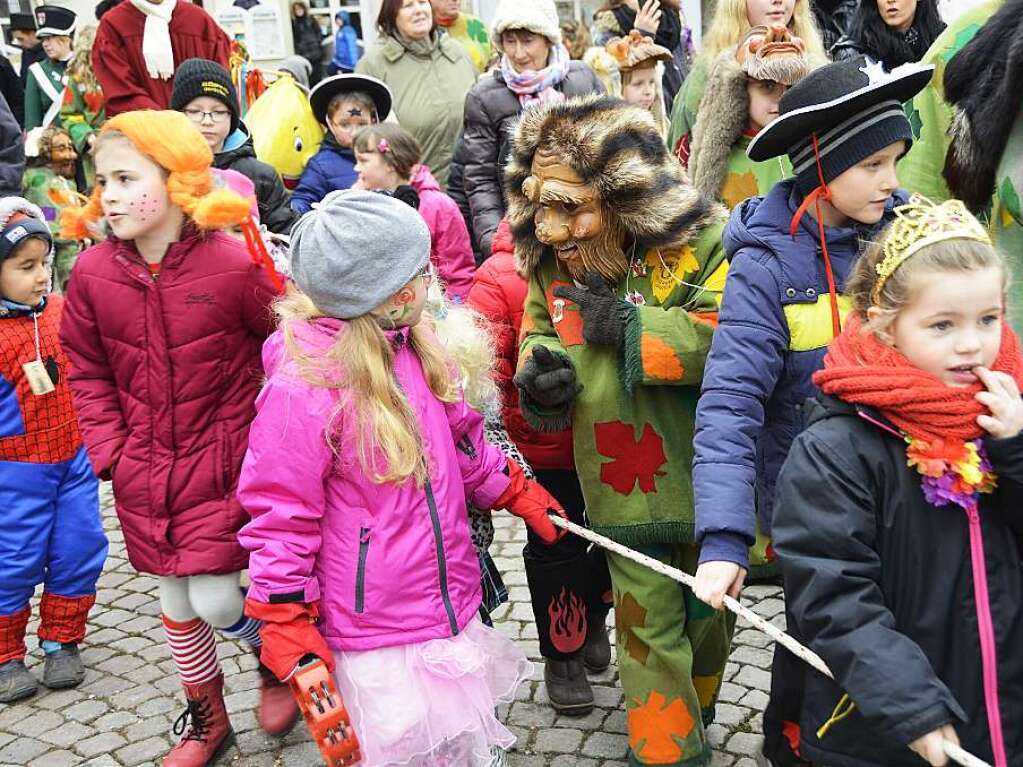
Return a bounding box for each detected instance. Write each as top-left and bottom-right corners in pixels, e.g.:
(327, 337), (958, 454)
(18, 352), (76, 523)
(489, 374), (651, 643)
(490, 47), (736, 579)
(357, 0), (476, 188)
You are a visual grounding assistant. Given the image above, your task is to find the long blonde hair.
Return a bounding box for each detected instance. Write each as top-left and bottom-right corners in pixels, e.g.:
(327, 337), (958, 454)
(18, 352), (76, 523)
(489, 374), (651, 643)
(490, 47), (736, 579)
(701, 0), (826, 64)
(276, 285), (459, 486)
(67, 24), (98, 91)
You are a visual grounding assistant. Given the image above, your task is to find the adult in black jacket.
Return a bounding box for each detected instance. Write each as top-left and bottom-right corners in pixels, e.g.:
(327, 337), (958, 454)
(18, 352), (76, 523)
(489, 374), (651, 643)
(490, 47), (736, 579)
(462, 0), (604, 260)
(8, 13), (46, 87)
(171, 58), (298, 234)
(831, 0), (944, 68)
(291, 0), (325, 86)
(812, 0), (858, 51)
(0, 92), (24, 197)
(773, 394), (1023, 766)
(446, 132), (482, 265)
(0, 54), (23, 128)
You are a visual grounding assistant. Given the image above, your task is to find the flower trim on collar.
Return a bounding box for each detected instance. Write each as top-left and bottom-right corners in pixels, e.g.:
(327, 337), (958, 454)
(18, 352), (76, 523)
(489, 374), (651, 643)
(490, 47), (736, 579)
(904, 436), (996, 510)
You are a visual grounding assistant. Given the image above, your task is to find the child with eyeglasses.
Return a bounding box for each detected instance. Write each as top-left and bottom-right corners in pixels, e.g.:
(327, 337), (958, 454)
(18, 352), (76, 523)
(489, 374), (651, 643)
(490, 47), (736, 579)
(170, 58), (298, 235)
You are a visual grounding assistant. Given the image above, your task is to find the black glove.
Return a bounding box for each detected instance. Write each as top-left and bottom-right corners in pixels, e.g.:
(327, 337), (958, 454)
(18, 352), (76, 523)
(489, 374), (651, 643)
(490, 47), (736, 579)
(553, 273), (627, 348)
(514, 345), (582, 409)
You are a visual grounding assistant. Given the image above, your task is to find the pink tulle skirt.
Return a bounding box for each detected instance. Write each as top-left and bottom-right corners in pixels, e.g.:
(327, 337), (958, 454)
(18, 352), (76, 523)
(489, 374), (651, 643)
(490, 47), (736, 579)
(332, 618), (531, 767)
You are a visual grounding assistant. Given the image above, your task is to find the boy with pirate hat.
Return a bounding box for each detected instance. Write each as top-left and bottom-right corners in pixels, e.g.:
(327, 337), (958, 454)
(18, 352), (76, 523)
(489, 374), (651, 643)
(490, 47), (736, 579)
(291, 73), (393, 213)
(692, 56), (933, 766)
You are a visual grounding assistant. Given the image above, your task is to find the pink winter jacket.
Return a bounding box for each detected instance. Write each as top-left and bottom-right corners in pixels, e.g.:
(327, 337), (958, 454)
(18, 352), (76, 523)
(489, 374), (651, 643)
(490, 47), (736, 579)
(237, 318), (511, 652)
(59, 230), (279, 577)
(409, 164), (475, 302)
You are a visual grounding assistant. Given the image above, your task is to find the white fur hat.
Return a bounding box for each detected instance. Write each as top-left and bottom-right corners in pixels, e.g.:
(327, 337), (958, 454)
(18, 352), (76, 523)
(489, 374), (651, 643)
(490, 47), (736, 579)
(491, 0), (562, 48)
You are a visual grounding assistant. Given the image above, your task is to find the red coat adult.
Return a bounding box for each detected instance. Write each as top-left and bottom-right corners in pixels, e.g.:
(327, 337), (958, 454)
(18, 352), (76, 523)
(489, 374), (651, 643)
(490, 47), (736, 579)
(466, 219), (573, 471)
(92, 1), (232, 116)
(59, 230), (279, 577)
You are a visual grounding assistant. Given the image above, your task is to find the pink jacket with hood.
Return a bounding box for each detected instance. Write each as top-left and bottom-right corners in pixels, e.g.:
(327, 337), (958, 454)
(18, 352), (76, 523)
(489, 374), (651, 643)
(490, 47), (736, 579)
(237, 318), (511, 652)
(409, 164), (475, 302)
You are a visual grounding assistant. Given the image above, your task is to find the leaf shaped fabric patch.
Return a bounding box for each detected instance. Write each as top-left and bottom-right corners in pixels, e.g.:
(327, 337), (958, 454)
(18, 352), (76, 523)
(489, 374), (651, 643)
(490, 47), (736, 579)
(594, 420), (667, 495)
(627, 690), (696, 764)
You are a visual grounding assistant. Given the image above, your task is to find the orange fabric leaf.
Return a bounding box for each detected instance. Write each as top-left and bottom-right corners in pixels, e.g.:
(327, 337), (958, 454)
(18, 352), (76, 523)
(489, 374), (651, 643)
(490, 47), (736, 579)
(641, 334), (684, 381)
(628, 690), (695, 764)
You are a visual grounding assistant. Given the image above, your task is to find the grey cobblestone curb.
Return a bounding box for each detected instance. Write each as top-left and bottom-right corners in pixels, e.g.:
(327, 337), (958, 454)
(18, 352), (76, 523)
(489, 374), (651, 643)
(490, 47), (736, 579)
(0, 486), (781, 766)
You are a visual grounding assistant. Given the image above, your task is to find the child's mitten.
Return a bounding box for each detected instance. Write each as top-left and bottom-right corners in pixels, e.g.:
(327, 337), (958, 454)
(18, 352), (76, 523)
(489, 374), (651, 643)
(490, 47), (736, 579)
(245, 599), (335, 682)
(490, 458), (569, 545)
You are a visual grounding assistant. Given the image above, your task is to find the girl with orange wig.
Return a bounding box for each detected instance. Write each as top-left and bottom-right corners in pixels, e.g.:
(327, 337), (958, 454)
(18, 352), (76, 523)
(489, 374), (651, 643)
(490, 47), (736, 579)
(58, 110), (293, 767)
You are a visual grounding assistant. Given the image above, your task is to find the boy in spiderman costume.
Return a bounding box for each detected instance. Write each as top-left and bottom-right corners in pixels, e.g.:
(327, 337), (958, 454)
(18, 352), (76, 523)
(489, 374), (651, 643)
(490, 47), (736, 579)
(0, 197), (107, 703)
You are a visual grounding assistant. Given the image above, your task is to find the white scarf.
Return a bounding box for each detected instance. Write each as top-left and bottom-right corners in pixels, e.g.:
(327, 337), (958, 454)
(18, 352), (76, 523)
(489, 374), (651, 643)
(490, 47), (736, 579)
(130, 0), (177, 80)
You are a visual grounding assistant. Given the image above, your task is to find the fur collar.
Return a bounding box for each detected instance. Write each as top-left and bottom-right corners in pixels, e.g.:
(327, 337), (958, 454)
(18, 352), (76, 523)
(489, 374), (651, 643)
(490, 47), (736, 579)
(688, 50), (750, 203)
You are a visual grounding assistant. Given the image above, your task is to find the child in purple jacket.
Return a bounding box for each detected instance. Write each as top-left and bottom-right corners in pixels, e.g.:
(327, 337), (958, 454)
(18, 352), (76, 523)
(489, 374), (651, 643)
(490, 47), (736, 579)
(238, 190), (567, 767)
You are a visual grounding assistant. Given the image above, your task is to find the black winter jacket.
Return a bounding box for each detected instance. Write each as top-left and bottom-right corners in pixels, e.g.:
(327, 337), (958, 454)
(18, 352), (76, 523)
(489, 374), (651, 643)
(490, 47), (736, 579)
(773, 394), (1023, 767)
(813, 0), (858, 52)
(0, 55), (23, 128)
(460, 62), (604, 260)
(214, 126), (298, 235)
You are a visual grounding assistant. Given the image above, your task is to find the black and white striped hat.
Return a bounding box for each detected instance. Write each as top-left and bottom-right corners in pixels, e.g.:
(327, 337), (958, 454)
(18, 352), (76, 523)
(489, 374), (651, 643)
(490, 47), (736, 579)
(747, 56), (933, 194)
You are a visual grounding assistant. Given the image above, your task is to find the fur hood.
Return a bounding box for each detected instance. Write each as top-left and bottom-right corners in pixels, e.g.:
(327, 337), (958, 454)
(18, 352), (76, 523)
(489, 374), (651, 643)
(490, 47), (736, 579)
(689, 29), (810, 203)
(505, 95), (724, 277)
(688, 50), (751, 202)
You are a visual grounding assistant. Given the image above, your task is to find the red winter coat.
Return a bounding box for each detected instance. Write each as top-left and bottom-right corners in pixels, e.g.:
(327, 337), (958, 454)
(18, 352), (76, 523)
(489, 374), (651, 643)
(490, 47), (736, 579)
(466, 220), (573, 471)
(92, 1), (231, 116)
(59, 230), (278, 576)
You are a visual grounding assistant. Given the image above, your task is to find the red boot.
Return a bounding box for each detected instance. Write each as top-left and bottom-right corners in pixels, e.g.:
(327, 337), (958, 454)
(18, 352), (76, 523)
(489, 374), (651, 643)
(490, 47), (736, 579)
(164, 673), (235, 767)
(257, 662), (299, 736)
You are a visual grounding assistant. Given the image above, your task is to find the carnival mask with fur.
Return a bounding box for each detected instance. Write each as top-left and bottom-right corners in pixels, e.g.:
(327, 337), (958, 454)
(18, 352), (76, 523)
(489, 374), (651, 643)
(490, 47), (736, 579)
(522, 147), (629, 283)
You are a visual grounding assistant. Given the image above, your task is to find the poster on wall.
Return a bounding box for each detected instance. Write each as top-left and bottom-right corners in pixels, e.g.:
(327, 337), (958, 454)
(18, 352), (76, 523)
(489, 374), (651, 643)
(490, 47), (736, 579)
(216, 2), (287, 60)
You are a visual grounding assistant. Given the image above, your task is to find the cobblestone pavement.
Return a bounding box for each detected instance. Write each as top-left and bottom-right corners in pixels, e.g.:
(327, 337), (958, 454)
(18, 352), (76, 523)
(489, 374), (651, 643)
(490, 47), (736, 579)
(0, 486), (783, 767)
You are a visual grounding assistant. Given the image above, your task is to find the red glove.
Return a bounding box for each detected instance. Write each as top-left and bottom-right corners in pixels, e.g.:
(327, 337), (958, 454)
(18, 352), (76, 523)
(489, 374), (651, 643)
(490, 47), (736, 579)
(244, 599), (335, 682)
(491, 458), (568, 544)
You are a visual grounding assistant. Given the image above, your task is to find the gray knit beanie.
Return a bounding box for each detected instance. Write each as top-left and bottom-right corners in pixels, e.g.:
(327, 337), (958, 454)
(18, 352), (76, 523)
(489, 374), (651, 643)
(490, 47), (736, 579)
(290, 190), (431, 319)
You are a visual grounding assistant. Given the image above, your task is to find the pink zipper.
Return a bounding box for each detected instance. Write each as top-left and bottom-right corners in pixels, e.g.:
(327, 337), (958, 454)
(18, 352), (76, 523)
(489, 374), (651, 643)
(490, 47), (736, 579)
(964, 500), (1008, 767)
(857, 409), (1008, 763)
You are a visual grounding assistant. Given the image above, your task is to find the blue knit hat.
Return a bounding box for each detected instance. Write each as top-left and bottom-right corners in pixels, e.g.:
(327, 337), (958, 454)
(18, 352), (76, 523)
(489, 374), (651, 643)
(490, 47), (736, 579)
(0, 198), (52, 264)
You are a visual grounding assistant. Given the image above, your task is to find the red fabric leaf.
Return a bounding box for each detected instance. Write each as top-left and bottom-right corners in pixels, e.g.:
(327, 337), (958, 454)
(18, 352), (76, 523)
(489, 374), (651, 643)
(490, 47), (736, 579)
(594, 420), (667, 495)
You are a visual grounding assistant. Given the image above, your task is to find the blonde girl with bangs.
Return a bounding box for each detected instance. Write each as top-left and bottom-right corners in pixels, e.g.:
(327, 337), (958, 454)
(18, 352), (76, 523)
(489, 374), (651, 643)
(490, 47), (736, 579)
(58, 110), (293, 767)
(665, 0), (826, 154)
(236, 189), (568, 767)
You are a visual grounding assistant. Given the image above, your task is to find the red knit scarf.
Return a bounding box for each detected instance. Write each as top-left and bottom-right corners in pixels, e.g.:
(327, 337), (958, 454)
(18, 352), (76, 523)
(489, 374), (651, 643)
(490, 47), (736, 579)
(813, 313), (1023, 445)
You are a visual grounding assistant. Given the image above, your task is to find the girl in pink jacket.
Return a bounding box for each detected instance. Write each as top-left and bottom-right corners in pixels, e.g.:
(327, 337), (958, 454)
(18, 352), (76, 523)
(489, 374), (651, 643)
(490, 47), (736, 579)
(352, 123), (476, 302)
(238, 190), (567, 767)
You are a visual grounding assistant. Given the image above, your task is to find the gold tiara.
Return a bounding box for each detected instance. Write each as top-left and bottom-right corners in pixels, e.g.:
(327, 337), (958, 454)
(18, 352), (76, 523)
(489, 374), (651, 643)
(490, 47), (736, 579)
(872, 195), (992, 304)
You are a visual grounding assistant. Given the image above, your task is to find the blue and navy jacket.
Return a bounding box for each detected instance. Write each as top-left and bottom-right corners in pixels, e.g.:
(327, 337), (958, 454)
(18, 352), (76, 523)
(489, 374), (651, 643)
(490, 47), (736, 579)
(290, 134), (358, 215)
(331, 13), (361, 72)
(693, 179), (907, 568)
